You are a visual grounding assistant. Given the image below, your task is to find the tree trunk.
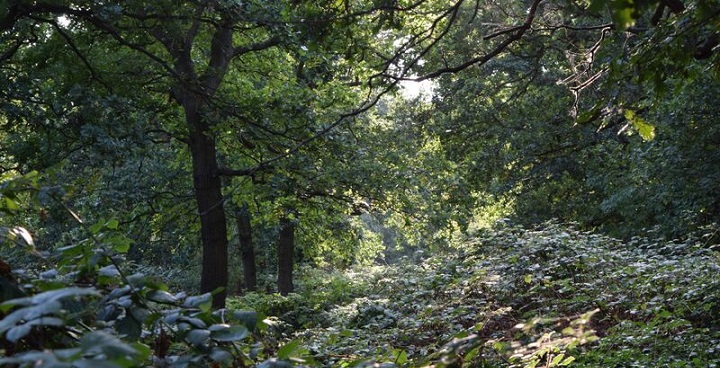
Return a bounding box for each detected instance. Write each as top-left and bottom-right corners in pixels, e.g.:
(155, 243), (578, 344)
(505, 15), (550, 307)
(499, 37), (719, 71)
(277, 217), (296, 296)
(236, 204), (257, 292)
(186, 102), (228, 309)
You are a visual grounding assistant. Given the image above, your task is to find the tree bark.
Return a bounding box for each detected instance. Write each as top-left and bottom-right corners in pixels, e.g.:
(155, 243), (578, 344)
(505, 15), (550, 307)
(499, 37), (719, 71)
(236, 203), (257, 292)
(185, 99), (228, 309)
(277, 216), (296, 296)
(166, 17), (235, 310)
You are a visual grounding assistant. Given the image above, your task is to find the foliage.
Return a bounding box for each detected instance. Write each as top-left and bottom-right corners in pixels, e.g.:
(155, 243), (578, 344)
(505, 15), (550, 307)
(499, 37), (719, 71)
(4, 173), (720, 367)
(254, 222), (720, 367)
(415, 0), (720, 240)
(2, 0), (720, 366)
(0, 175), (278, 367)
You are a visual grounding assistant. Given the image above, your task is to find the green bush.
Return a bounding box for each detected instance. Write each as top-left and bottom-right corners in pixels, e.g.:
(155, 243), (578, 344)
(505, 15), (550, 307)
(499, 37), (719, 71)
(0, 174), (287, 367)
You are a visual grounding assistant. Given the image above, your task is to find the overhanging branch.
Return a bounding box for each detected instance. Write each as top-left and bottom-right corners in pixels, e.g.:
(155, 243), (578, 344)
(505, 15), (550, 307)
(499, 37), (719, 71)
(413, 0), (542, 81)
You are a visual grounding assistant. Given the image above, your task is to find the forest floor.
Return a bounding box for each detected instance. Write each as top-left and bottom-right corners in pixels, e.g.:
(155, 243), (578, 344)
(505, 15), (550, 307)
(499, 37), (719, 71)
(231, 222), (720, 367)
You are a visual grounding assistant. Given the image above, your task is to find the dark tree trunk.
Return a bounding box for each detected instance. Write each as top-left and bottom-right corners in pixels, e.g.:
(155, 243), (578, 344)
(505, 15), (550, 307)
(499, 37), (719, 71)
(157, 13), (276, 309)
(277, 217), (296, 296)
(236, 204), (257, 292)
(186, 101), (229, 309)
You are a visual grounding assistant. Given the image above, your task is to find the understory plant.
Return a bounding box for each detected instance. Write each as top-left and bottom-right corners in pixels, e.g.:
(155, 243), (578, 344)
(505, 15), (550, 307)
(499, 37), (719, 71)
(270, 222), (720, 367)
(3, 171), (719, 367)
(0, 173), (280, 367)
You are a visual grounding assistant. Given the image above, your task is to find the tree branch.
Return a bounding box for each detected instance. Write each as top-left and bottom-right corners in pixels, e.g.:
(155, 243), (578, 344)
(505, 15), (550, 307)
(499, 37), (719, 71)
(232, 36), (282, 58)
(0, 39), (23, 63)
(38, 17), (115, 93)
(413, 0), (542, 81)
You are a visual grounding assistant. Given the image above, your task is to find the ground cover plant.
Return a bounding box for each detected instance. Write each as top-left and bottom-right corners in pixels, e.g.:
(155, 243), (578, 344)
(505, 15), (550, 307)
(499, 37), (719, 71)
(226, 222), (720, 367)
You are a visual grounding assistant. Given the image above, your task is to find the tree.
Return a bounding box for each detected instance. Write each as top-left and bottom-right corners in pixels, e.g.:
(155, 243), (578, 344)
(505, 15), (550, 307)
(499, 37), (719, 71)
(277, 213), (296, 295)
(414, 0), (720, 238)
(0, 0), (375, 307)
(5, 0), (714, 308)
(1, 0), (482, 307)
(233, 203), (257, 292)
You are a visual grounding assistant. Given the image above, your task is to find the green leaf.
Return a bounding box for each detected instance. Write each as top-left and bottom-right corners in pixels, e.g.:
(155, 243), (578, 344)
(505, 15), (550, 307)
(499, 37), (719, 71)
(187, 329), (211, 346)
(0, 352), (58, 366)
(98, 265), (121, 278)
(105, 219), (119, 229)
(0, 301), (63, 332)
(277, 339), (300, 360)
(72, 360), (124, 368)
(180, 316), (207, 328)
(183, 293), (212, 309)
(560, 356), (576, 366)
(624, 109), (655, 141)
(117, 313), (143, 339)
(54, 347), (83, 360)
(210, 347), (234, 363)
(232, 310), (258, 330)
(464, 346), (481, 363)
(210, 324), (249, 342)
(612, 6), (636, 29)
(393, 349), (408, 365)
(80, 331), (140, 358)
(3, 196), (19, 211)
(108, 235), (132, 253)
(5, 323), (32, 342)
(587, 0), (607, 13)
(147, 290), (177, 304)
(30, 287), (99, 306)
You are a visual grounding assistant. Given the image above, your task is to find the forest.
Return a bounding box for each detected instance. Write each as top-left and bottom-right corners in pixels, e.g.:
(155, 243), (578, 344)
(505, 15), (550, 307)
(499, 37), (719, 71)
(0, 0), (719, 366)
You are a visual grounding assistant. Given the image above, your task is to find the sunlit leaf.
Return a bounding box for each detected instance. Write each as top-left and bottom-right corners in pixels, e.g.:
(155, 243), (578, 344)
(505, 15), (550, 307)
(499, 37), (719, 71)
(464, 346), (481, 363)
(3, 196), (19, 211)
(105, 219), (119, 229)
(393, 349), (408, 365)
(612, 6), (636, 29)
(560, 356), (576, 365)
(10, 227), (33, 246)
(277, 339), (300, 360)
(624, 109), (655, 141)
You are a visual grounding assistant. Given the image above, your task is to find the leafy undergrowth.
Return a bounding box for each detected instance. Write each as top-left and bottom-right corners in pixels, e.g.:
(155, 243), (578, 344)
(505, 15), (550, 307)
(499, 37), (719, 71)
(3, 214), (719, 367)
(232, 222), (720, 367)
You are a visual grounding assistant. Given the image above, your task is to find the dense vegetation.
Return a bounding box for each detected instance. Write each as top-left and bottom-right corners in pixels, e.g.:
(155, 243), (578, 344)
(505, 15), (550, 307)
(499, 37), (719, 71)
(1, 0), (719, 366)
